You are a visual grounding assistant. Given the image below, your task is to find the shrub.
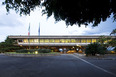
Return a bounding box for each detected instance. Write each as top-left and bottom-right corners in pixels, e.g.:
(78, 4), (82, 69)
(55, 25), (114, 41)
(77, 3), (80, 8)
(16, 49), (29, 53)
(38, 49), (51, 53)
(16, 49), (39, 53)
(85, 43), (106, 56)
(15, 49), (51, 53)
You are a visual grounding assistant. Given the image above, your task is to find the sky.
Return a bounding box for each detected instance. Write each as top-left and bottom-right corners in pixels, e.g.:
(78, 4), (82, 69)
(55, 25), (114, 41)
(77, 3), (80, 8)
(0, 0), (116, 42)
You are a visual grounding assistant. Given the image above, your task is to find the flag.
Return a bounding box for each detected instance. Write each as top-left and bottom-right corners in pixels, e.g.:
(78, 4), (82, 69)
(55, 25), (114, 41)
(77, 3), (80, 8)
(38, 23), (40, 36)
(28, 23), (30, 36)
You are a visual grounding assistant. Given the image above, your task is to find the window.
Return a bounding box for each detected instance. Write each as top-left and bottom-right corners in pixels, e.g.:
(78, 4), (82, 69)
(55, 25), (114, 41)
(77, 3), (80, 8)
(76, 39), (81, 43)
(34, 39), (39, 43)
(65, 39), (70, 43)
(24, 39), (28, 43)
(81, 39), (86, 43)
(49, 39), (54, 43)
(44, 39), (49, 43)
(60, 39), (65, 43)
(29, 39), (34, 43)
(40, 39), (44, 43)
(70, 39), (76, 43)
(55, 39), (60, 43)
(87, 39), (92, 43)
(92, 39), (97, 43)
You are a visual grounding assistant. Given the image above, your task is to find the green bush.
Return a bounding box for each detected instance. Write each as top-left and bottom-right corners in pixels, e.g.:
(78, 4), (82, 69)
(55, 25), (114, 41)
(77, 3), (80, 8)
(15, 49), (51, 53)
(38, 49), (51, 53)
(16, 49), (29, 53)
(16, 49), (38, 53)
(85, 43), (106, 56)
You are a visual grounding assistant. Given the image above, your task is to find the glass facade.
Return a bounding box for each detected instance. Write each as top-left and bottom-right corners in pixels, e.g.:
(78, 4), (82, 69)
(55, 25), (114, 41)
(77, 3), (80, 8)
(60, 39), (65, 43)
(76, 39), (81, 43)
(29, 39), (34, 43)
(87, 39), (92, 43)
(92, 39), (97, 43)
(81, 39), (86, 43)
(34, 39), (39, 43)
(19, 38), (103, 44)
(70, 39), (76, 43)
(65, 39), (70, 43)
(55, 39), (60, 43)
(44, 39), (49, 43)
(49, 39), (54, 43)
(40, 39), (44, 43)
(23, 39), (28, 43)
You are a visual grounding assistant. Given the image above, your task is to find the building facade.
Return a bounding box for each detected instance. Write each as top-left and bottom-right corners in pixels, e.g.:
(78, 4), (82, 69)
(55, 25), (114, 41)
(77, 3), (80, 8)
(8, 35), (115, 52)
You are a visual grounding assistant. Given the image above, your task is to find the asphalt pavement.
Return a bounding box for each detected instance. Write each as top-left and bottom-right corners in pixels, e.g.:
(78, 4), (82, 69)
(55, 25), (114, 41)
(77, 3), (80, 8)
(0, 54), (116, 77)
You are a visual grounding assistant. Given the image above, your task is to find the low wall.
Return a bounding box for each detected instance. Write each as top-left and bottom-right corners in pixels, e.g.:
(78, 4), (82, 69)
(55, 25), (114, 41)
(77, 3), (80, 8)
(5, 53), (60, 57)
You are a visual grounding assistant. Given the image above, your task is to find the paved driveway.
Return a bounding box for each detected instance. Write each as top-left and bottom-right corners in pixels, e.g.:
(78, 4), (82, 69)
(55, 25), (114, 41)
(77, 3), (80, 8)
(0, 54), (116, 77)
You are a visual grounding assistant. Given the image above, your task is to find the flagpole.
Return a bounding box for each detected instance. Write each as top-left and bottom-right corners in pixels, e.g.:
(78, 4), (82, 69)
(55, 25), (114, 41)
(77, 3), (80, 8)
(28, 23), (30, 49)
(38, 23), (40, 49)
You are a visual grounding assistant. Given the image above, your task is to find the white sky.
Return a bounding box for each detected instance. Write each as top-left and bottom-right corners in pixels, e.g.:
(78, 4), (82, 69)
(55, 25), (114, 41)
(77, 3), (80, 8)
(0, 0), (116, 42)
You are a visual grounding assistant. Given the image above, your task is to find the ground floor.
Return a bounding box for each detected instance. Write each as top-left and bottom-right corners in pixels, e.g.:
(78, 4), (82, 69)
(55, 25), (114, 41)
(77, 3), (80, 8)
(21, 45), (86, 53)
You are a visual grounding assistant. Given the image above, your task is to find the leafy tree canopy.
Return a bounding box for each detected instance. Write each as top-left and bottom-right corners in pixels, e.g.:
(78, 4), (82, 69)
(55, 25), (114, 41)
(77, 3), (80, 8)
(97, 35), (111, 44)
(110, 28), (116, 35)
(0, 37), (22, 52)
(2, 0), (116, 26)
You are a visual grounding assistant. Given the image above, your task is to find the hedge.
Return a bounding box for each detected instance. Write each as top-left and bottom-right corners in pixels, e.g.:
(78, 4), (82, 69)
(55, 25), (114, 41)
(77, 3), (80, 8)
(15, 49), (51, 53)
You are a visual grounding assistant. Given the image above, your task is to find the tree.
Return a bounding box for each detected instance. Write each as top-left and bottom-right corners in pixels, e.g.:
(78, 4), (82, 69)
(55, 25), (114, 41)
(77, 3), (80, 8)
(108, 40), (116, 47)
(110, 29), (116, 35)
(97, 35), (111, 47)
(85, 43), (106, 56)
(108, 29), (116, 47)
(0, 37), (22, 53)
(2, 0), (116, 26)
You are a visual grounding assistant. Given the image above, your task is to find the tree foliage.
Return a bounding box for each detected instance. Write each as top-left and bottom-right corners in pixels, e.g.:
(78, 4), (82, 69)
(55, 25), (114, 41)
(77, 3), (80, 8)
(108, 40), (116, 47)
(2, 0), (116, 26)
(0, 37), (22, 53)
(110, 28), (116, 35)
(2, 0), (41, 15)
(97, 35), (111, 47)
(85, 43), (106, 56)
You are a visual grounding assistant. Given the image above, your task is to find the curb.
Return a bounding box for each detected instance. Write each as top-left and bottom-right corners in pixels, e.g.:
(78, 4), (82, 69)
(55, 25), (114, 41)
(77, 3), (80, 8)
(4, 53), (61, 57)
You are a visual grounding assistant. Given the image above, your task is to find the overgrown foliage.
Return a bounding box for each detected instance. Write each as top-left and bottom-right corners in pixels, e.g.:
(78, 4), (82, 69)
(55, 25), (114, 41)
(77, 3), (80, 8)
(2, 0), (116, 26)
(85, 43), (106, 56)
(0, 37), (22, 53)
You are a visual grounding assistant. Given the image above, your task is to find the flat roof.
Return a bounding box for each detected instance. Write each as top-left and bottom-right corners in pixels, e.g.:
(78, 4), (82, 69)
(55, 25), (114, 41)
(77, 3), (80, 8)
(8, 35), (116, 39)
